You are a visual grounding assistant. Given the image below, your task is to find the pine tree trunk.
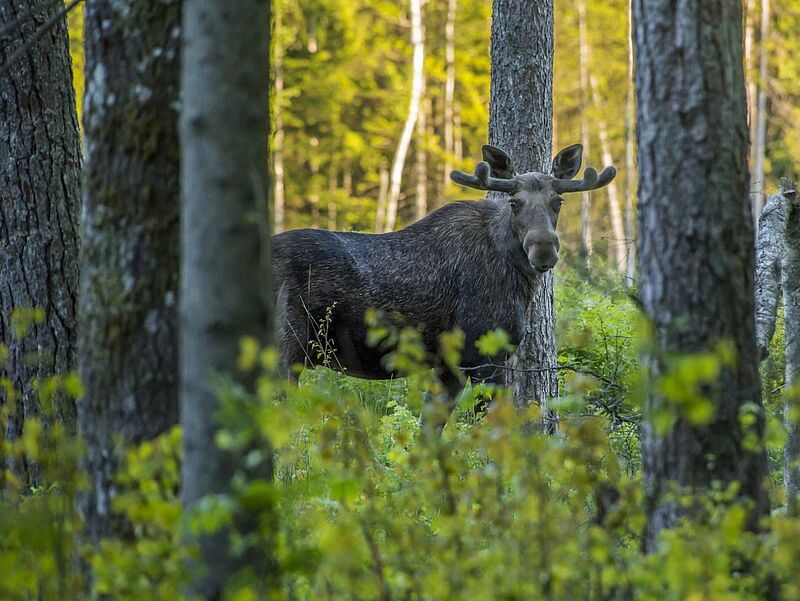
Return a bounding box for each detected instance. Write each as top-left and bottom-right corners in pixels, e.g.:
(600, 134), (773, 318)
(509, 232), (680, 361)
(577, 0), (592, 268)
(633, 0), (768, 550)
(752, 0), (770, 222)
(442, 0), (457, 192)
(589, 73), (626, 275)
(415, 95), (428, 222)
(384, 0), (424, 232)
(783, 181), (800, 513)
(180, 0), (274, 595)
(0, 0), (82, 489)
(624, 0), (637, 285)
(489, 0), (557, 429)
(78, 0), (181, 542)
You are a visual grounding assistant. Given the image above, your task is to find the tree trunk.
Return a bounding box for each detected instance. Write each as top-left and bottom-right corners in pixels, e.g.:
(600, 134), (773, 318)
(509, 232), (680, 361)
(180, 0), (274, 596)
(415, 95), (428, 222)
(384, 0), (424, 232)
(273, 27), (286, 234)
(489, 0), (557, 430)
(78, 0), (181, 542)
(633, 0), (768, 550)
(0, 0), (81, 489)
(745, 0), (757, 155)
(442, 0), (456, 193)
(754, 185), (790, 359)
(752, 0), (770, 223)
(624, 0), (636, 285)
(782, 180), (800, 513)
(589, 74), (626, 275)
(577, 0), (592, 268)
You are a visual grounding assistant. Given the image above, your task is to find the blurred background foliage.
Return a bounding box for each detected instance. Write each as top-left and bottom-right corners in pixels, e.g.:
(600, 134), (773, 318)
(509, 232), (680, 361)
(65, 0), (800, 270)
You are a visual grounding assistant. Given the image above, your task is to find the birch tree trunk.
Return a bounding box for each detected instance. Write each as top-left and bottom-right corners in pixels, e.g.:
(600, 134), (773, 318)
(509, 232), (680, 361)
(782, 180), (800, 512)
(577, 0), (592, 267)
(0, 0), (81, 489)
(633, 0), (768, 550)
(752, 0), (770, 222)
(415, 95), (427, 222)
(625, 0), (637, 284)
(442, 0), (457, 193)
(79, 0), (181, 542)
(384, 0), (424, 232)
(489, 0), (557, 430)
(589, 79), (626, 275)
(180, 0), (274, 595)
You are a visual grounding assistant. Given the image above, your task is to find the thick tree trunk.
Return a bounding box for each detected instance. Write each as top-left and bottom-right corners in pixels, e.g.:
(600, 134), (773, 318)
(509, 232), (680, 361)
(782, 181), (800, 512)
(0, 0), (81, 489)
(442, 0), (456, 193)
(745, 0), (757, 155)
(384, 0), (424, 232)
(624, 0), (636, 285)
(78, 0), (181, 542)
(752, 0), (770, 223)
(180, 0), (273, 596)
(577, 0), (592, 268)
(633, 0), (768, 550)
(415, 95), (427, 222)
(589, 80), (625, 275)
(489, 0), (557, 429)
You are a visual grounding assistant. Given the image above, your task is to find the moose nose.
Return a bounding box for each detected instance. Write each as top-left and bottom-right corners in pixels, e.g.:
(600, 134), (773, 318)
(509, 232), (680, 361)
(524, 231), (560, 272)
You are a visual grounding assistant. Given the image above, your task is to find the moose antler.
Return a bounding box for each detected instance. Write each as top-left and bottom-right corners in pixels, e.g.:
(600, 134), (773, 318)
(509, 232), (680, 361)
(553, 166), (617, 194)
(450, 161), (520, 194)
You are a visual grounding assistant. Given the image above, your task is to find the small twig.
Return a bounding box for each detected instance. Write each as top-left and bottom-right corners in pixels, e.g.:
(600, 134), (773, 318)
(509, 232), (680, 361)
(0, 0), (83, 78)
(0, 0), (61, 40)
(462, 362), (617, 387)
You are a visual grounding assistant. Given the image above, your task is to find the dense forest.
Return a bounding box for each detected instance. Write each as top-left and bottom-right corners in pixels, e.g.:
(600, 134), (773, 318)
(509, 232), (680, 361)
(1, 0), (800, 599)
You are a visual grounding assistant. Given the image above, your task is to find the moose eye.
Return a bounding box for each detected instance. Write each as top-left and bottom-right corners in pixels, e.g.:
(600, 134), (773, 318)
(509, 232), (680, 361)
(509, 197), (523, 211)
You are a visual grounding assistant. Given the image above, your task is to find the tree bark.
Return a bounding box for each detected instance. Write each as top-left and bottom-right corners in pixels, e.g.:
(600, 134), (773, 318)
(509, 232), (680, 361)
(752, 0), (770, 223)
(78, 0), (181, 542)
(442, 0), (456, 193)
(624, 0), (636, 285)
(782, 180), (800, 512)
(0, 0), (81, 489)
(754, 186), (790, 359)
(180, 0), (273, 596)
(577, 0), (592, 268)
(633, 0), (768, 550)
(488, 0), (557, 430)
(384, 0), (424, 232)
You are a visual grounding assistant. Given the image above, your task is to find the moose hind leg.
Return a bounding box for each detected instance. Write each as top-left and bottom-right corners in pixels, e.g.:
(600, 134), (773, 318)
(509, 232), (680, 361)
(421, 369), (464, 437)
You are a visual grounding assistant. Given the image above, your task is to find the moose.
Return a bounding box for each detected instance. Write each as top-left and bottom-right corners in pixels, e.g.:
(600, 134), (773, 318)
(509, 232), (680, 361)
(273, 144), (616, 418)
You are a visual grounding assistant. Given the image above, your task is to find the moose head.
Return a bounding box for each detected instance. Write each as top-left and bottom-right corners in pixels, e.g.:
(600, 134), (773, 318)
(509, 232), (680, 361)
(451, 144), (616, 273)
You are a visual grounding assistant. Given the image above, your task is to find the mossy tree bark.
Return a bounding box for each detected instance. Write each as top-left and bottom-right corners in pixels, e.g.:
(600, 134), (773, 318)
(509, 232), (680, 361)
(633, 0), (768, 550)
(488, 0), (558, 430)
(0, 0), (81, 488)
(180, 0), (274, 596)
(78, 0), (181, 542)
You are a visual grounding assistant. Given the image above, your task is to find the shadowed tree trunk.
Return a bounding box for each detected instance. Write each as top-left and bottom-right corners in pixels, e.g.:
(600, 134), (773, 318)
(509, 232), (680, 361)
(577, 0), (592, 269)
(180, 0), (274, 596)
(488, 0), (557, 430)
(783, 181), (800, 513)
(273, 22), (286, 234)
(0, 0), (81, 489)
(633, 0), (768, 550)
(78, 0), (181, 542)
(384, 0), (424, 232)
(415, 95), (427, 222)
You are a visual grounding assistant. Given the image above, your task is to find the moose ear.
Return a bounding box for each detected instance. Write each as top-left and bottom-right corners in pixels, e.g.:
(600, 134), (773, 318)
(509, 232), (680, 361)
(552, 144), (583, 180)
(481, 145), (515, 179)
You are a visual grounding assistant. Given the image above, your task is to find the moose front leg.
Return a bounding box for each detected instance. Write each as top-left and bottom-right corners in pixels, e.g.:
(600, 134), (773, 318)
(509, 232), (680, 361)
(420, 369), (464, 437)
